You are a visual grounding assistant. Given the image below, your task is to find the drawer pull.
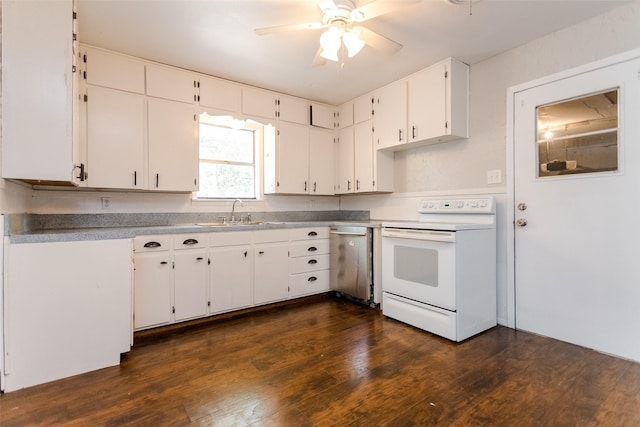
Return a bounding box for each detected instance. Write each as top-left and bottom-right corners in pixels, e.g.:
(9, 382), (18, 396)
(160, 261), (168, 265)
(196, 257), (204, 261)
(307, 276), (317, 282)
(308, 231), (318, 236)
(308, 259), (318, 264)
(308, 246), (317, 252)
(183, 238), (199, 246)
(143, 241), (161, 248)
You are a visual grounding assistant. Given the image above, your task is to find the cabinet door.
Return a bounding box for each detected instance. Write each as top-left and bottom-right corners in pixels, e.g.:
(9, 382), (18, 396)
(408, 62), (446, 143)
(336, 126), (355, 194)
(279, 95), (309, 125)
(1, 0), (79, 183)
(146, 64), (196, 104)
(198, 75), (242, 113)
(209, 245), (253, 313)
(134, 252), (173, 330)
(375, 80), (407, 149)
(354, 120), (374, 193)
(173, 250), (208, 321)
(86, 86), (145, 189)
(242, 87), (277, 121)
(254, 243), (290, 305)
(148, 98), (199, 192)
(276, 121), (310, 194)
(309, 128), (335, 195)
(310, 103), (335, 129)
(353, 94), (374, 124)
(338, 102), (354, 128)
(83, 46), (145, 94)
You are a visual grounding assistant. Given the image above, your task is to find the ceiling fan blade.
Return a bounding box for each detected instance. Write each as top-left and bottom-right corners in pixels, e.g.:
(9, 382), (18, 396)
(312, 47), (327, 67)
(254, 21), (325, 36)
(357, 26), (402, 55)
(352, 0), (419, 23)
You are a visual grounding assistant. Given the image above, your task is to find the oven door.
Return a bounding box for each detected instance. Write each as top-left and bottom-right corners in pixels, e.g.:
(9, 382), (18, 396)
(381, 227), (456, 311)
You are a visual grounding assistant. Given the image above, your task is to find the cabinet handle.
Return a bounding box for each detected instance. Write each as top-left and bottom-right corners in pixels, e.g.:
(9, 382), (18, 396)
(399, 129), (403, 142)
(412, 125), (416, 140)
(308, 246), (317, 252)
(244, 251), (248, 258)
(259, 251), (265, 255)
(160, 261), (168, 265)
(304, 181), (307, 192)
(356, 180), (360, 190)
(144, 241), (161, 248)
(307, 276), (317, 282)
(313, 182), (317, 192)
(308, 259), (318, 265)
(196, 257), (204, 261)
(155, 173), (159, 188)
(308, 231), (317, 236)
(134, 170), (137, 186)
(347, 180), (351, 191)
(75, 163), (86, 181)
(183, 238), (199, 246)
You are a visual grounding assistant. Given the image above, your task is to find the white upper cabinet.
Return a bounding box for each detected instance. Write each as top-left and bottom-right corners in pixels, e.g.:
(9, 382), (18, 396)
(310, 102), (336, 129)
(242, 87), (279, 121)
(146, 64), (197, 104)
(338, 102), (354, 129)
(353, 94), (374, 124)
(268, 121), (310, 194)
(2, 0), (81, 184)
(85, 86), (146, 189)
(354, 120), (374, 193)
(336, 127), (355, 194)
(279, 95), (309, 125)
(147, 98), (199, 192)
(374, 79), (408, 150)
(83, 46), (145, 94)
(407, 58), (469, 146)
(309, 128), (336, 195)
(197, 75), (242, 113)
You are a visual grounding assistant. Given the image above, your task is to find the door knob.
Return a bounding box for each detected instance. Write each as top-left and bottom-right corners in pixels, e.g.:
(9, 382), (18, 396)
(517, 202), (527, 211)
(516, 218), (527, 227)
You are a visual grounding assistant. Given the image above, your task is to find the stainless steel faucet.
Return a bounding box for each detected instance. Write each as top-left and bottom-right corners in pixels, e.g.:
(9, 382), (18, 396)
(231, 199), (243, 223)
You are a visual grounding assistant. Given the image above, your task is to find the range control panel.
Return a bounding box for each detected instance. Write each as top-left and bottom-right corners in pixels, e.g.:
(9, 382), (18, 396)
(418, 197), (495, 214)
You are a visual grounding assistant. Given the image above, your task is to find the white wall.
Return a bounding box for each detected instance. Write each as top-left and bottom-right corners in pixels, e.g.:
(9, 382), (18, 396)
(342, 0), (640, 326)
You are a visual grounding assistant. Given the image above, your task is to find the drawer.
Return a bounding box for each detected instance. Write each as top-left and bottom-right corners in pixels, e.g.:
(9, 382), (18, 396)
(290, 239), (330, 257)
(290, 254), (330, 274)
(254, 229), (290, 244)
(209, 231), (252, 247)
(134, 235), (172, 252)
(173, 234), (208, 250)
(289, 270), (330, 298)
(290, 227), (330, 241)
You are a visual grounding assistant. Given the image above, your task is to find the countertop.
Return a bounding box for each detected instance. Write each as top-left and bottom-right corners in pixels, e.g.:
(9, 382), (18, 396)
(7, 220), (384, 244)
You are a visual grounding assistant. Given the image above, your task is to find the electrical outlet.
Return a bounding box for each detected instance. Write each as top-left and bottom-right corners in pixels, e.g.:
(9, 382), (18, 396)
(487, 169), (502, 184)
(101, 197), (111, 210)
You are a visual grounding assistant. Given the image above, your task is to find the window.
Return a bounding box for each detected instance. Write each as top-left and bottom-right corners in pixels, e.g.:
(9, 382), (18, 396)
(196, 115), (258, 199)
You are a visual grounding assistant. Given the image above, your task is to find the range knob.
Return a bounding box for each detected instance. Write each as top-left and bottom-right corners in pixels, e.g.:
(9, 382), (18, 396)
(456, 201), (464, 208)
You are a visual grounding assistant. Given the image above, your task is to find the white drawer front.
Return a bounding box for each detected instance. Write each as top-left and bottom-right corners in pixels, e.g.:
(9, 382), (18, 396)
(289, 270), (330, 297)
(134, 235), (172, 252)
(209, 231), (252, 247)
(290, 254), (330, 274)
(290, 239), (330, 257)
(254, 229), (290, 243)
(173, 234), (208, 250)
(290, 227), (330, 241)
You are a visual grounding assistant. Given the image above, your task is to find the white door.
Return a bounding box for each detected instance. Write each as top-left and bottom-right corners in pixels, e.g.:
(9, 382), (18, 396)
(513, 56), (640, 362)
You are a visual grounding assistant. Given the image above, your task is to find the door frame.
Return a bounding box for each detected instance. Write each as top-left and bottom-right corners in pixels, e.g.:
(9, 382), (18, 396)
(505, 47), (640, 329)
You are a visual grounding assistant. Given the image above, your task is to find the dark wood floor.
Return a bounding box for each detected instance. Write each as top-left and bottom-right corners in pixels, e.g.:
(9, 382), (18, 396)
(2, 294), (640, 426)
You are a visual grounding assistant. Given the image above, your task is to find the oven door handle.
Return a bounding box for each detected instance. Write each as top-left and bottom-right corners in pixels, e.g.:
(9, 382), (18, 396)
(381, 228), (455, 243)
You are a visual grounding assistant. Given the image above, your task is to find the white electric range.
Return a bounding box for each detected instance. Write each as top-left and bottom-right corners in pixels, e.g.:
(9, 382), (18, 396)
(380, 196), (497, 341)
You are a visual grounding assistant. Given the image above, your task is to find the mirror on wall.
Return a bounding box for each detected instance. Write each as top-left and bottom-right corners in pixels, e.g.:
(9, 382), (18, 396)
(536, 89), (619, 177)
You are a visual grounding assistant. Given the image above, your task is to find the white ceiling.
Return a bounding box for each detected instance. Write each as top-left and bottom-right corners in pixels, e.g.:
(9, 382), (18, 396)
(77, 0), (628, 105)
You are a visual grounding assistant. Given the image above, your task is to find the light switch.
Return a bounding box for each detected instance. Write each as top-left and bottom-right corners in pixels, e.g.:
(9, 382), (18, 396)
(487, 169), (502, 184)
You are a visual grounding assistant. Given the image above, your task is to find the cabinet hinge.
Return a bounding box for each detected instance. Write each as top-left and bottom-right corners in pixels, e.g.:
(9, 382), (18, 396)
(172, 306), (175, 314)
(172, 261), (175, 269)
(83, 54), (87, 63)
(277, 181), (280, 187)
(445, 121), (449, 129)
(72, 65), (76, 73)
(207, 258), (211, 265)
(83, 94), (88, 102)
(73, 11), (77, 19)
(445, 71), (448, 79)
(373, 180), (376, 187)
(72, 33), (77, 41)
(207, 301), (211, 307)
(83, 71), (87, 80)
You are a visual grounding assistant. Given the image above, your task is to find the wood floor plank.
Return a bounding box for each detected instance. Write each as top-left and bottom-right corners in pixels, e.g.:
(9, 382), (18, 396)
(2, 294), (640, 426)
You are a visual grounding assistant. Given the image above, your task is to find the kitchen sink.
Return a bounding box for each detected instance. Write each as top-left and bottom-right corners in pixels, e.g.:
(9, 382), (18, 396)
(195, 222), (264, 227)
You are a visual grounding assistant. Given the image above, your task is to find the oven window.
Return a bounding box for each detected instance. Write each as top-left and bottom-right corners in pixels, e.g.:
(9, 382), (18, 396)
(394, 246), (438, 287)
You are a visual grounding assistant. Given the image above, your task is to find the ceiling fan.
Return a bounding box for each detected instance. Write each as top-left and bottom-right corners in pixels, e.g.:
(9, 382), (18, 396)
(254, 0), (413, 67)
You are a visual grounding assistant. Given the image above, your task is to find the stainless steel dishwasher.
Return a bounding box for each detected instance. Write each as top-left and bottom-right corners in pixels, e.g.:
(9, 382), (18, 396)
(330, 225), (374, 306)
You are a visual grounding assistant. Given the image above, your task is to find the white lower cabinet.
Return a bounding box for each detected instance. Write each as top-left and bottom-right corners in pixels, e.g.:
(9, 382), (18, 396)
(289, 227), (331, 297)
(3, 238), (132, 392)
(173, 237), (208, 321)
(134, 249), (173, 329)
(209, 231), (253, 314)
(254, 230), (290, 305)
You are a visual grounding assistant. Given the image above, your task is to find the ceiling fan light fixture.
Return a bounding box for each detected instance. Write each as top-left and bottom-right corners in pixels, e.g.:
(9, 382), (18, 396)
(320, 26), (341, 56)
(343, 28), (365, 58)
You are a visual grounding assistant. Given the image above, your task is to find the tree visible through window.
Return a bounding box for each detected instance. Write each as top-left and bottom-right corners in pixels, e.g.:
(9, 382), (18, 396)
(197, 122), (256, 199)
